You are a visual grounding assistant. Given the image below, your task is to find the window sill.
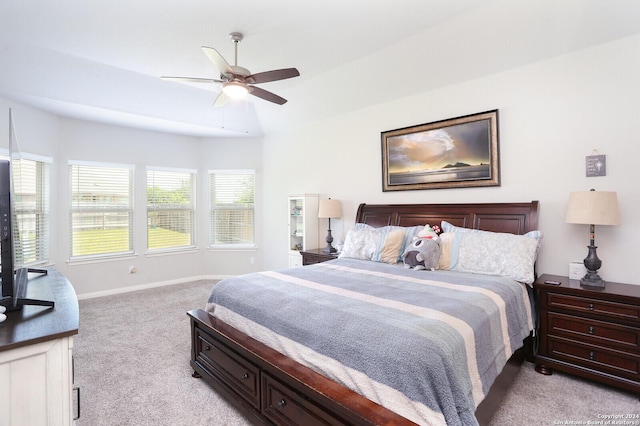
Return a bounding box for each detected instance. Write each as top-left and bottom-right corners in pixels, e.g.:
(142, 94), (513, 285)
(67, 253), (138, 266)
(208, 245), (257, 252)
(145, 248), (199, 257)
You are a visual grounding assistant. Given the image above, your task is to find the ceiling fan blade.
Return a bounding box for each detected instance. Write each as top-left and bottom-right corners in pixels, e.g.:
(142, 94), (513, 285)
(161, 76), (222, 84)
(248, 86), (287, 105)
(246, 68), (300, 84)
(213, 91), (229, 108)
(201, 47), (234, 76)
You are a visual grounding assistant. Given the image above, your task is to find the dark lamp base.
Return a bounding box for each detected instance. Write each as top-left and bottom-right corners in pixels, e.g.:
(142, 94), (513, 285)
(580, 241), (605, 288)
(580, 271), (605, 288)
(322, 245), (337, 254)
(323, 228), (336, 254)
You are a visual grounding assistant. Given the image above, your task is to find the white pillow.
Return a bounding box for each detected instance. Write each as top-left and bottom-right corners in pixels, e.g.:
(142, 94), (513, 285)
(440, 221), (543, 284)
(339, 228), (386, 261)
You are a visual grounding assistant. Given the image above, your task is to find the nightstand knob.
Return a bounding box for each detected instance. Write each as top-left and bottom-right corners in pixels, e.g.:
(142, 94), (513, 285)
(588, 303), (594, 311)
(204, 345), (211, 351)
(278, 399), (287, 409)
(588, 326), (595, 334)
(589, 351), (595, 360)
(241, 373), (249, 381)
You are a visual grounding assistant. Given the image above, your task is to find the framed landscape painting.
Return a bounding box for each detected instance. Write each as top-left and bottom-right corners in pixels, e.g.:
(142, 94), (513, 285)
(381, 110), (500, 191)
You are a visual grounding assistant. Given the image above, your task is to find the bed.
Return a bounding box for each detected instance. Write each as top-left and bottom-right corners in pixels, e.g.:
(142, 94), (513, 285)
(188, 201), (540, 426)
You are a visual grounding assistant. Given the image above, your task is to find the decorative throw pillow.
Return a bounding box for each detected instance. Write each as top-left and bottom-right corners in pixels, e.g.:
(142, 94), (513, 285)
(353, 223), (425, 263)
(373, 229), (407, 264)
(437, 232), (462, 270)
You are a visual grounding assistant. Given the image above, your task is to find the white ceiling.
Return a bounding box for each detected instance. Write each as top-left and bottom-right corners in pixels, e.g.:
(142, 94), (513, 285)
(1, 0), (639, 138)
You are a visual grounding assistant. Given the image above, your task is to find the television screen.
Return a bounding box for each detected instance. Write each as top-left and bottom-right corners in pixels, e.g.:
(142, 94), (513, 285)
(0, 109), (52, 312)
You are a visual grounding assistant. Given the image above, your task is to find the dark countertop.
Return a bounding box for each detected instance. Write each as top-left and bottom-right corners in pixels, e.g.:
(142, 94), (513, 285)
(0, 269), (79, 352)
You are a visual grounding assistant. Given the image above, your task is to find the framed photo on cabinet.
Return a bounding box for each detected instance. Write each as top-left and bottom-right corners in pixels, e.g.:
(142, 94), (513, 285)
(381, 110), (500, 191)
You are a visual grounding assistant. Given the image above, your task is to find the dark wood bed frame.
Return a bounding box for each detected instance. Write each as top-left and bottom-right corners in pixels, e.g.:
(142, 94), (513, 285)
(188, 201), (539, 426)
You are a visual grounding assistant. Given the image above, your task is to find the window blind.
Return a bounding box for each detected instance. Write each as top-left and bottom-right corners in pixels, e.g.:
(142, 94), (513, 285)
(69, 162), (134, 259)
(147, 168), (196, 251)
(209, 170), (255, 246)
(10, 157), (50, 266)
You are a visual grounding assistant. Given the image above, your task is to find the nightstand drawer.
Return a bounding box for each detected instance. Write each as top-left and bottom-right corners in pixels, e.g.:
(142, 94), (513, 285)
(303, 253), (331, 265)
(548, 312), (640, 352)
(301, 249), (338, 266)
(547, 293), (640, 323)
(548, 336), (640, 380)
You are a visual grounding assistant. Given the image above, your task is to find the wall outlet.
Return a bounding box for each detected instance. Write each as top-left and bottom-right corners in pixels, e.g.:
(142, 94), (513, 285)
(250, 257), (255, 265)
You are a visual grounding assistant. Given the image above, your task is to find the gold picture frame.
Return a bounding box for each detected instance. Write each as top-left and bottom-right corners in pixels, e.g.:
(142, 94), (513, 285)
(382, 110), (500, 191)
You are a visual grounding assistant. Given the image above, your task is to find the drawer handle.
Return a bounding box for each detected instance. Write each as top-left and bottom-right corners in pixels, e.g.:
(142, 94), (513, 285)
(241, 373), (249, 381)
(73, 386), (81, 420)
(204, 345), (211, 351)
(588, 303), (594, 311)
(278, 399), (287, 409)
(588, 326), (595, 334)
(589, 351), (595, 361)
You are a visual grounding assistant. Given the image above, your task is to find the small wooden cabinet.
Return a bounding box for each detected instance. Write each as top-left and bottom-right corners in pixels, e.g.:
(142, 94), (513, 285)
(301, 248), (338, 266)
(534, 274), (640, 395)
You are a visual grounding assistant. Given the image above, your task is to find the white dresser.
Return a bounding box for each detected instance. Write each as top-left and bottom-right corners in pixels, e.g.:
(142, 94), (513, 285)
(0, 270), (79, 425)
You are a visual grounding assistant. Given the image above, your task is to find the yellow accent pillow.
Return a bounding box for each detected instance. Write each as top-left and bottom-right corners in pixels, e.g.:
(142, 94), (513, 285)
(378, 229), (406, 264)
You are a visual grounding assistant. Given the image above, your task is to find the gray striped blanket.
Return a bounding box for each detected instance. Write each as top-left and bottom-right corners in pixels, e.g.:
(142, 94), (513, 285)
(206, 258), (534, 426)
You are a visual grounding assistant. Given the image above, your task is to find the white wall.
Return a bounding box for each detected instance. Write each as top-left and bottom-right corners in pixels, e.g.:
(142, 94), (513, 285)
(0, 100), (265, 296)
(56, 120), (265, 296)
(262, 34), (640, 285)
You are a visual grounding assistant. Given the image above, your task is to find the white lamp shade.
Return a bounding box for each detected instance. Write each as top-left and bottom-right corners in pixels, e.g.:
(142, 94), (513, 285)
(565, 191), (619, 226)
(318, 199), (342, 219)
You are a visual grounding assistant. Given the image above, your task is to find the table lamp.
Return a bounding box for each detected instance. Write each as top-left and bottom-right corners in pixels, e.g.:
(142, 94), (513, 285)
(565, 189), (619, 287)
(318, 198), (341, 254)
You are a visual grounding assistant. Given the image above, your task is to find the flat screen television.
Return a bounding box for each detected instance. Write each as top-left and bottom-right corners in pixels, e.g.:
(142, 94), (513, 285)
(0, 109), (52, 313)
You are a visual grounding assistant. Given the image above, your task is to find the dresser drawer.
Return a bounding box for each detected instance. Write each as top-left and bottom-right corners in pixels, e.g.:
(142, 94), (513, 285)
(262, 373), (347, 426)
(195, 328), (260, 409)
(546, 293), (640, 323)
(548, 336), (640, 381)
(548, 312), (640, 352)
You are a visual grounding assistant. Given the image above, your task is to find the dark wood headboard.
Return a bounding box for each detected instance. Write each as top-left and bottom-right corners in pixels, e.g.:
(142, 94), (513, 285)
(355, 201), (539, 235)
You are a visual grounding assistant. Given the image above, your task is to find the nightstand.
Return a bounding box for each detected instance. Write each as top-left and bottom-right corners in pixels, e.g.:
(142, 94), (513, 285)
(534, 274), (640, 396)
(300, 248), (338, 266)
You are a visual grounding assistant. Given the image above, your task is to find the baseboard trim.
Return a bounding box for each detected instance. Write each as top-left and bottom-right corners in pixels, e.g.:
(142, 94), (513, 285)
(77, 274), (235, 300)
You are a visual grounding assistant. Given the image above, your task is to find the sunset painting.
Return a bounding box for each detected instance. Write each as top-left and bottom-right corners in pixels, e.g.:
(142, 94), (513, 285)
(381, 110), (500, 191)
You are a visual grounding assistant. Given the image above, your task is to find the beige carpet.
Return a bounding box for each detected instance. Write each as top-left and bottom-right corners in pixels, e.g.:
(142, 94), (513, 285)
(73, 280), (638, 425)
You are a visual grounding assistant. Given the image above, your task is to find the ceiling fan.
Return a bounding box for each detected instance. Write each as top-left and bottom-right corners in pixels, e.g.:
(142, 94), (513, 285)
(162, 32), (299, 107)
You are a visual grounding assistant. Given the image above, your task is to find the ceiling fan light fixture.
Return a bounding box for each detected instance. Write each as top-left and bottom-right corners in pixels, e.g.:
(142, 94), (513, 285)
(222, 82), (248, 99)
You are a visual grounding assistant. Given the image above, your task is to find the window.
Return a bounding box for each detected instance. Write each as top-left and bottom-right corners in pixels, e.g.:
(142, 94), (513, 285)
(69, 161), (134, 259)
(10, 155), (51, 266)
(209, 170), (255, 247)
(147, 167), (196, 251)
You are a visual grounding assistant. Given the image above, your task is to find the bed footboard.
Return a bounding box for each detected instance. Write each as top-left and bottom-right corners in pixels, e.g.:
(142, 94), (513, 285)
(188, 308), (417, 426)
(188, 308), (528, 426)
